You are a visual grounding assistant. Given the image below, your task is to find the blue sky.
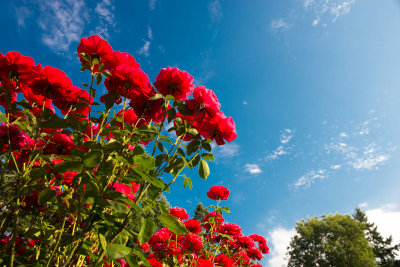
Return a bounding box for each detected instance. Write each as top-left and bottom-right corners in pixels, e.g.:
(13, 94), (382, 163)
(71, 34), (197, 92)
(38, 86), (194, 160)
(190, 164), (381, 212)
(2, 0), (400, 265)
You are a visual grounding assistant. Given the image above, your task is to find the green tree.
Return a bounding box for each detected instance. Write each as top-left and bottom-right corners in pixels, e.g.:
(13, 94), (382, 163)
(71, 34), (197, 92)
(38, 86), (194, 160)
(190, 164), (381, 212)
(193, 202), (209, 221)
(287, 213), (376, 267)
(353, 207), (400, 266)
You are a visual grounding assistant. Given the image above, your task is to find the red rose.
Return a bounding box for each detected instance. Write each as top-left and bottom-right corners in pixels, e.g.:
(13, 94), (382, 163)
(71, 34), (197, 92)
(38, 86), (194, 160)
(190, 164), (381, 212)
(43, 132), (75, 155)
(28, 65), (73, 100)
(109, 182), (139, 201)
(0, 51), (36, 92)
(196, 259), (214, 267)
(77, 35), (113, 66)
(217, 223), (242, 237)
(196, 111), (237, 145)
(52, 86), (91, 117)
(207, 185), (230, 201)
(104, 51), (140, 71)
(186, 86), (221, 115)
(215, 253), (233, 267)
(0, 123), (31, 152)
(169, 206), (189, 221)
(246, 247), (263, 261)
(181, 233), (203, 251)
(129, 89), (166, 123)
(153, 67), (194, 101)
(184, 219), (202, 234)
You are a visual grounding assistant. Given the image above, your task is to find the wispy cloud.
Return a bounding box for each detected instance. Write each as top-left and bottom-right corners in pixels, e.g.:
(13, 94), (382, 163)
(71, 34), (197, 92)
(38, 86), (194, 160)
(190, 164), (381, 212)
(266, 227), (295, 267)
(149, 0), (157, 11)
(137, 40), (151, 57)
(38, 0), (86, 54)
(291, 169), (327, 190)
(208, 0), (223, 24)
(304, 0), (356, 26)
(244, 163), (262, 175)
(147, 26), (153, 40)
(92, 0), (116, 39)
(213, 143), (240, 158)
(270, 18), (290, 30)
(266, 129), (295, 161)
(14, 0), (117, 55)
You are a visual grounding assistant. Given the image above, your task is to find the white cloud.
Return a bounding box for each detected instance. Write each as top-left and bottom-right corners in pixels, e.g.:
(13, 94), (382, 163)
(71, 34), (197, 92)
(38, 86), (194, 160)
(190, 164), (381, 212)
(331, 164), (341, 170)
(137, 40), (151, 57)
(243, 100), (248, 105)
(358, 202), (369, 209)
(267, 227), (295, 267)
(366, 204), (400, 246)
(270, 18), (289, 30)
(213, 143), (240, 158)
(149, 0), (157, 11)
(208, 0), (223, 23)
(92, 0), (116, 39)
(291, 169), (327, 190)
(15, 6), (31, 27)
(266, 129), (294, 161)
(244, 163), (262, 175)
(147, 26), (153, 40)
(305, 0), (356, 26)
(38, 0), (86, 54)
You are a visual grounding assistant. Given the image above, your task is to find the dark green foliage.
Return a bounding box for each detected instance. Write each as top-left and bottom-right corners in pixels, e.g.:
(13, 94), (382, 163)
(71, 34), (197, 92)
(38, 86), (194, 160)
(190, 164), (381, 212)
(353, 208), (400, 266)
(193, 202), (209, 222)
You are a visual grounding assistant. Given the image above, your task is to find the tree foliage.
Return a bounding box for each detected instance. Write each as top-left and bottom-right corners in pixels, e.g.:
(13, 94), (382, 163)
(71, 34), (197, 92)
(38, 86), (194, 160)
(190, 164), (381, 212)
(353, 208), (400, 266)
(193, 202), (209, 222)
(287, 213), (376, 267)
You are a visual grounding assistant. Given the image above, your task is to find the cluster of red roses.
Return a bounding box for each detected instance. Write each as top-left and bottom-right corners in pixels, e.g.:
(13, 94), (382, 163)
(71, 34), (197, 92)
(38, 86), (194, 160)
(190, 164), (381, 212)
(0, 35), (266, 266)
(132, 186), (269, 267)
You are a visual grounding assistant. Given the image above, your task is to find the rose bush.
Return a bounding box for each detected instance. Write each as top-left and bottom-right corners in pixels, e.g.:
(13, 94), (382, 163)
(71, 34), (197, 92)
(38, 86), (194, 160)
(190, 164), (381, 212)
(0, 35), (268, 266)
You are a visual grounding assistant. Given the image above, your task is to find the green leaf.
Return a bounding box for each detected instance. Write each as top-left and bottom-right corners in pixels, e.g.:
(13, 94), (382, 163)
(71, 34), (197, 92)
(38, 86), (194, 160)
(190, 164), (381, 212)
(92, 58), (99, 66)
(186, 140), (200, 156)
(131, 251), (151, 267)
(40, 117), (68, 129)
(157, 214), (188, 234)
(96, 73), (103, 86)
(38, 189), (57, 205)
(198, 159), (210, 180)
(220, 206), (230, 213)
(125, 255), (140, 267)
(183, 176), (193, 190)
(167, 108), (176, 123)
(138, 217), (155, 245)
(134, 155), (155, 171)
(106, 244), (131, 260)
(83, 149), (104, 168)
(98, 234), (107, 252)
(53, 161), (83, 173)
(148, 93), (164, 100)
(202, 153), (214, 161)
(132, 168), (165, 189)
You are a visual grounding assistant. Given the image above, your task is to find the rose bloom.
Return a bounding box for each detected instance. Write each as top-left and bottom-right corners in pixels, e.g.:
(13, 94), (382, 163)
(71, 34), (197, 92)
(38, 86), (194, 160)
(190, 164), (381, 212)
(184, 219), (202, 234)
(246, 247), (263, 261)
(186, 86), (221, 116)
(196, 259), (214, 267)
(104, 51), (140, 71)
(153, 66), (194, 101)
(181, 233), (203, 251)
(0, 123), (31, 152)
(169, 206), (189, 221)
(77, 35), (113, 66)
(109, 182), (140, 201)
(217, 223), (242, 237)
(215, 253), (233, 267)
(207, 185), (230, 201)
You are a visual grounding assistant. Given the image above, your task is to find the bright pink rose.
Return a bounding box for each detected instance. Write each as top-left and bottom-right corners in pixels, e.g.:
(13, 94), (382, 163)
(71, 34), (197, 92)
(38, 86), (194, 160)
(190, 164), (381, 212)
(129, 89), (166, 123)
(181, 233), (203, 251)
(153, 67), (194, 101)
(109, 182), (140, 201)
